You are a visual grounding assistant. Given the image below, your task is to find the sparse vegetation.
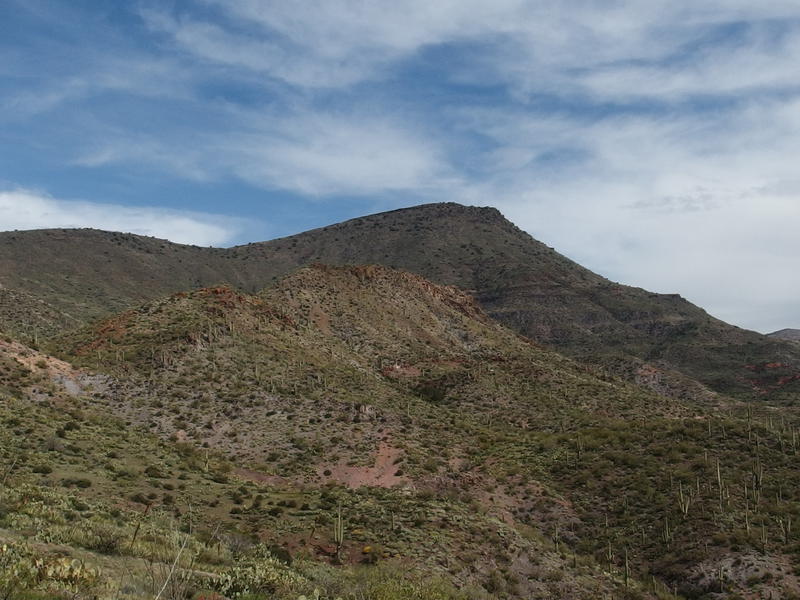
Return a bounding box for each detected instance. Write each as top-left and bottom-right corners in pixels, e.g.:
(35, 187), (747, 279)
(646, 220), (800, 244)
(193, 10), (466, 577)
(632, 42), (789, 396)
(0, 205), (798, 598)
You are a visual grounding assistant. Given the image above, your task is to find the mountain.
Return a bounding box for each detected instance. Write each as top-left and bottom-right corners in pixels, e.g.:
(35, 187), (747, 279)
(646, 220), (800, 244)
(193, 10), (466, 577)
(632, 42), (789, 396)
(1, 203), (799, 403)
(242, 204), (800, 403)
(769, 329), (800, 342)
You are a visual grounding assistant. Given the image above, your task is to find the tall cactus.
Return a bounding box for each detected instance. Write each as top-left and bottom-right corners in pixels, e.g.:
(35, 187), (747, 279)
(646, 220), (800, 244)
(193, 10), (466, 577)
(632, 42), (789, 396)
(623, 547), (630, 588)
(678, 481), (691, 518)
(334, 502), (344, 562)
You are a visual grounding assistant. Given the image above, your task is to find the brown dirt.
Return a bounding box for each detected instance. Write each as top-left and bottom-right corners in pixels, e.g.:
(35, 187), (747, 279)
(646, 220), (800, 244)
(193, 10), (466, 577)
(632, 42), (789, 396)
(316, 441), (409, 489)
(381, 363), (422, 378)
(0, 337), (104, 397)
(309, 303), (331, 334)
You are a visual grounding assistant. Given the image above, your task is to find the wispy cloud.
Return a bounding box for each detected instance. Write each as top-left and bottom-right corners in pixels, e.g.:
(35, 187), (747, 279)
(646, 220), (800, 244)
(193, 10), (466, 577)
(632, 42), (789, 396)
(0, 189), (242, 246)
(146, 1), (800, 102)
(72, 107), (457, 197)
(220, 109), (458, 196)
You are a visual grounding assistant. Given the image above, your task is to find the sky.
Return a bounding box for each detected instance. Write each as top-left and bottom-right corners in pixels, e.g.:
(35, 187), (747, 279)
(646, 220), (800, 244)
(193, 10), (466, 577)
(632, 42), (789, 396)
(1, 1), (799, 333)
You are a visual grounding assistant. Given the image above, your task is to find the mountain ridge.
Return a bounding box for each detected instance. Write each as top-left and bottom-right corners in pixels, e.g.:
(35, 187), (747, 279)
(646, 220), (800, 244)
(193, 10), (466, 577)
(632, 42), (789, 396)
(2, 202), (799, 403)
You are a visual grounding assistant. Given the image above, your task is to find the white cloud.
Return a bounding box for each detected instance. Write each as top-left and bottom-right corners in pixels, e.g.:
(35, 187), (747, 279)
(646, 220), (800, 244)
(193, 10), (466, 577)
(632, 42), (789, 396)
(0, 37), (195, 123)
(577, 26), (800, 101)
(461, 99), (800, 333)
(147, 1), (514, 87)
(219, 111), (456, 196)
(0, 189), (242, 246)
(72, 132), (215, 183)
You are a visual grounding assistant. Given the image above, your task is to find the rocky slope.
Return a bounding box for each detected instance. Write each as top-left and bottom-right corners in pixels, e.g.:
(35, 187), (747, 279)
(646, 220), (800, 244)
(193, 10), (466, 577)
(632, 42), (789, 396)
(0, 284), (78, 343)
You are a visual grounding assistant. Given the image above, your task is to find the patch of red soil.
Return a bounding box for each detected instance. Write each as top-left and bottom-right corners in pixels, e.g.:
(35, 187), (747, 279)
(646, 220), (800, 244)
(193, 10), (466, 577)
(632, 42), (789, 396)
(75, 310), (135, 355)
(776, 374), (800, 386)
(196, 286), (296, 327)
(199, 286), (250, 308)
(316, 441), (408, 489)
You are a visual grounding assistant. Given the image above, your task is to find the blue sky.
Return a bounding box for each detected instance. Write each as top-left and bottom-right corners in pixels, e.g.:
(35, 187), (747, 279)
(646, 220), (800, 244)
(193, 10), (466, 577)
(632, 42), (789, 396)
(2, 1), (800, 332)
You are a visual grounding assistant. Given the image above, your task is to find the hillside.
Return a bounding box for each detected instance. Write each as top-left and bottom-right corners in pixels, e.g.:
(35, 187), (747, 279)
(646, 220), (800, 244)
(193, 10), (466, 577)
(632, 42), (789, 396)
(0, 284), (79, 342)
(1, 203), (799, 403)
(0, 229), (236, 323)
(8, 264), (792, 598)
(1, 335), (512, 600)
(769, 329), (800, 342)
(53, 265), (682, 476)
(0, 265), (681, 600)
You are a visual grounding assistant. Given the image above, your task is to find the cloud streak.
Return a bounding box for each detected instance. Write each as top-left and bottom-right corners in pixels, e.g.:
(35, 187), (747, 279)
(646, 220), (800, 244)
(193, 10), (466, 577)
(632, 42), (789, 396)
(71, 106), (457, 197)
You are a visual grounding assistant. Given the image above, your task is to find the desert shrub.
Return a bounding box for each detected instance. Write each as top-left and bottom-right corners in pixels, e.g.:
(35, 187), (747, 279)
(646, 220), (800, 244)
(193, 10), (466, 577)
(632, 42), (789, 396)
(86, 523), (125, 554)
(0, 541), (100, 598)
(130, 492), (150, 505)
(206, 550), (305, 598)
(61, 477), (92, 488)
(144, 465), (166, 478)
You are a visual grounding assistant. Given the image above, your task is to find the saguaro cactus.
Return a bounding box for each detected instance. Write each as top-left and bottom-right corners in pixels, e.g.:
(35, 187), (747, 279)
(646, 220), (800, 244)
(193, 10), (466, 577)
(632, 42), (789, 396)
(334, 502), (344, 562)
